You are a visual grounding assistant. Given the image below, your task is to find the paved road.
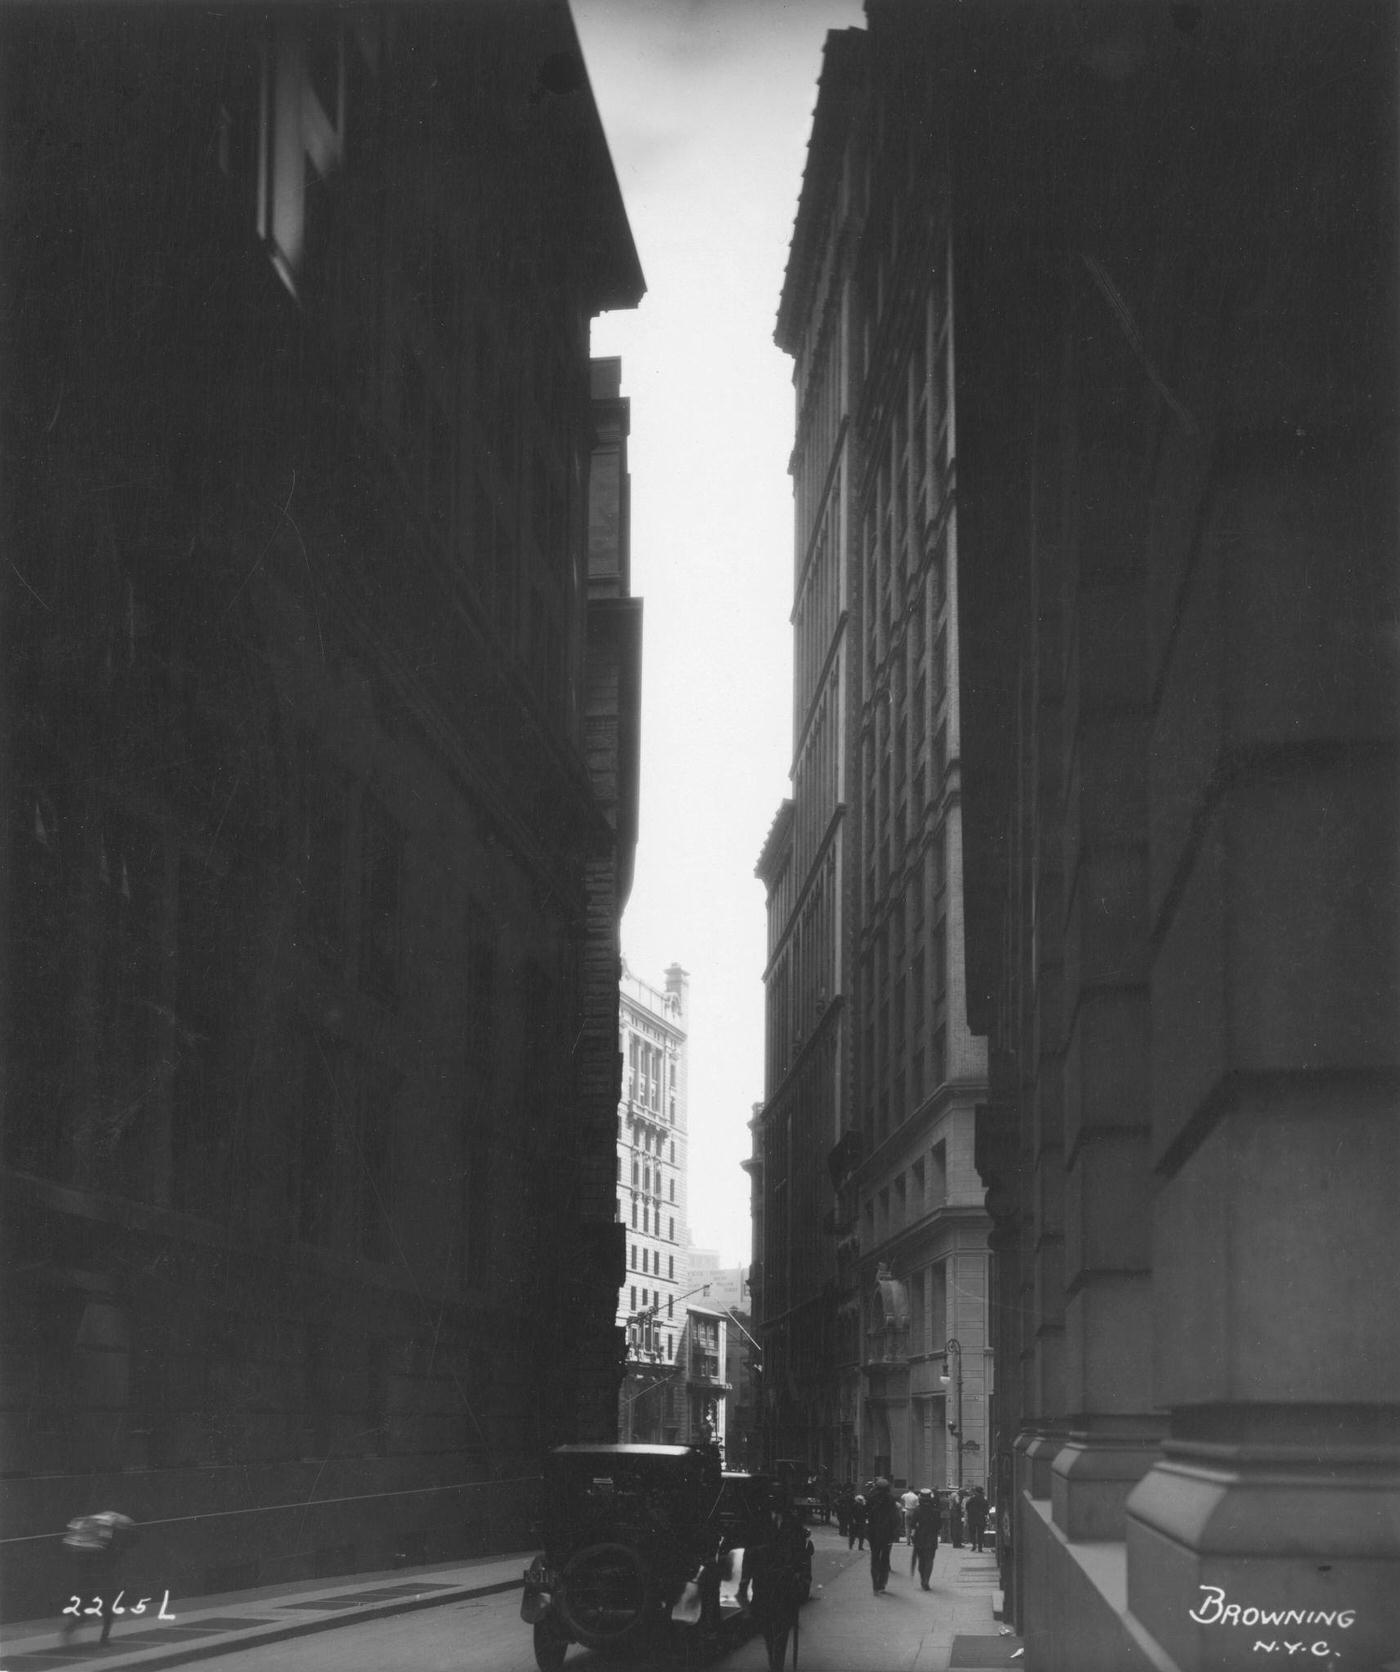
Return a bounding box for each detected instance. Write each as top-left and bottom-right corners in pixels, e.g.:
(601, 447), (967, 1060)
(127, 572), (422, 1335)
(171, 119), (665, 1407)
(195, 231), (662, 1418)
(174, 1534), (1008, 1672)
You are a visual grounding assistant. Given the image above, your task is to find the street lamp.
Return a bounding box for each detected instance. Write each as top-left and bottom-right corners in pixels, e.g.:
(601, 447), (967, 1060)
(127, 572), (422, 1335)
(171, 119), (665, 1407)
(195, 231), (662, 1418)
(939, 1337), (964, 1491)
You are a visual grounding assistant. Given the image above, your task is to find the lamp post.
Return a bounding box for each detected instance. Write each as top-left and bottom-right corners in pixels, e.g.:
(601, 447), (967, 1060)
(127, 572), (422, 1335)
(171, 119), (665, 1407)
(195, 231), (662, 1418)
(940, 1337), (964, 1491)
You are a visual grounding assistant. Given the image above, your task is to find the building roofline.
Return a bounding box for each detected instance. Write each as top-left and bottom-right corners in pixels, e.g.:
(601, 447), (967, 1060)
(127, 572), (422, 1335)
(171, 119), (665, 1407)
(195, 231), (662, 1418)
(754, 798), (796, 884)
(775, 26), (866, 357)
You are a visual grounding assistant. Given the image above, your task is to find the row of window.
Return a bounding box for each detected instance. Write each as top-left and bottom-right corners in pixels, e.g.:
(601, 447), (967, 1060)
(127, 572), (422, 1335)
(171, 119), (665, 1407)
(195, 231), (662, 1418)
(620, 1156), (677, 1201)
(625, 1033), (677, 1117)
(764, 846), (837, 1091)
(864, 1142), (949, 1248)
(623, 1198), (677, 1239)
(621, 1122), (677, 1162)
(629, 1244), (676, 1279)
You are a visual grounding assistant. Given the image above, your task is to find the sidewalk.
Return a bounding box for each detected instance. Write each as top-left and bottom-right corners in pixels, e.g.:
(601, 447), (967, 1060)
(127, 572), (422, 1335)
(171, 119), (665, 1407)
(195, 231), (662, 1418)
(755, 1525), (1022, 1672)
(0, 1550), (531, 1672)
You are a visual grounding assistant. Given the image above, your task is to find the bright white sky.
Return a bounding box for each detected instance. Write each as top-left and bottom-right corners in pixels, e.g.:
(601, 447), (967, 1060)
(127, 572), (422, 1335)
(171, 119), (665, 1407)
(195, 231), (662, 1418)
(573, 0), (864, 1265)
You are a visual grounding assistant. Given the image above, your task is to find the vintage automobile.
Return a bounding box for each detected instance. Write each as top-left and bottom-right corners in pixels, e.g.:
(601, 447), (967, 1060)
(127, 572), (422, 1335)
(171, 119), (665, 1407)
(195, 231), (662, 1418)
(521, 1445), (812, 1670)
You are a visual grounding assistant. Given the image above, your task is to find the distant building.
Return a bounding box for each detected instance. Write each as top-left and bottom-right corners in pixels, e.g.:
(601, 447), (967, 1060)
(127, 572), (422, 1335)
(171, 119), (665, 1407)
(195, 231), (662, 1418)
(616, 963), (690, 1439)
(694, 1263), (748, 1314)
(0, 0), (642, 1619)
(680, 1305), (731, 1454)
(754, 18), (992, 1493)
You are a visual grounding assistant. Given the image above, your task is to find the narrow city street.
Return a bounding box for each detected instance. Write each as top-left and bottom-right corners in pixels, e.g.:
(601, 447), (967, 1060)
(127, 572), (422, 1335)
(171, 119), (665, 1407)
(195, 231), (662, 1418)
(62, 1530), (1014, 1672)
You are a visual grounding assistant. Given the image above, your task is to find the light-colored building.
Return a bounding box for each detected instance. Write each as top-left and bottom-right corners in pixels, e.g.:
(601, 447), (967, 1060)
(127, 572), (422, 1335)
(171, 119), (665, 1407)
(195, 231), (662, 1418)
(755, 19), (992, 1495)
(616, 963), (690, 1439)
(682, 1252), (748, 1315)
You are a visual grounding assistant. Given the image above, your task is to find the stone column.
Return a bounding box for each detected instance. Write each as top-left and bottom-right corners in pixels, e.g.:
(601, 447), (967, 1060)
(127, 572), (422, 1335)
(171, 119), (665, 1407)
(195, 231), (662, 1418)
(1053, 441), (1163, 1540)
(1127, 428), (1400, 1670)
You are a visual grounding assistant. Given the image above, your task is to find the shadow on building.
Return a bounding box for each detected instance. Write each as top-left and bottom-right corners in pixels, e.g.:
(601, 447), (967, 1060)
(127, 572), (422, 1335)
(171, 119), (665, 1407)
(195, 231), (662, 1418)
(0, 0), (643, 1621)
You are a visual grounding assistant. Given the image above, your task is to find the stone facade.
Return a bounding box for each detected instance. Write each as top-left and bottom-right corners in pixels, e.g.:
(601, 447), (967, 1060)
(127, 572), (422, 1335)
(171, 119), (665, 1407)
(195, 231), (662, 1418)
(925, 1), (1399, 1666)
(756, 20), (993, 1495)
(0, 1), (642, 1620)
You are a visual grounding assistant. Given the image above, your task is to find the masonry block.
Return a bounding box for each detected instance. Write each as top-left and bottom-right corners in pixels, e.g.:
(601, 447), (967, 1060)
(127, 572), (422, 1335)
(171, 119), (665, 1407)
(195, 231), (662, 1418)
(1063, 1134), (1152, 1279)
(1149, 816), (1227, 1165)
(1154, 1084), (1400, 1408)
(1222, 453), (1398, 752)
(1063, 844), (1149, 999)
(1062, 1275), (1154, 1418)
(1228, 763), (1399, 1073)
(1064, 988), (1148, 1154)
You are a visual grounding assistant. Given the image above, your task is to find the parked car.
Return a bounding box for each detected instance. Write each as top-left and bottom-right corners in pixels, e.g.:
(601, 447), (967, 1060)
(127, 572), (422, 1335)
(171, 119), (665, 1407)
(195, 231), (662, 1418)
(522, 1444), (721, 1669)
(520, 1446), (812, 1670)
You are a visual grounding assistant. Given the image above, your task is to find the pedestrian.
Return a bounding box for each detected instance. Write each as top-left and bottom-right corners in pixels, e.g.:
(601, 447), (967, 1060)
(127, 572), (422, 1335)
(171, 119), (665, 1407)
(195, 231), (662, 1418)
(899, 1484), (919, 1543)
(847, 1492), (867, 1551)
(948, 1489), (964, 1548)
(910, 1489), (942, 1589)
(865, 1476), (902, 1594)
(59, 1511), (136, 1646)
(967, 1484), (988, 1552)
(835, 1482), (853, 1540)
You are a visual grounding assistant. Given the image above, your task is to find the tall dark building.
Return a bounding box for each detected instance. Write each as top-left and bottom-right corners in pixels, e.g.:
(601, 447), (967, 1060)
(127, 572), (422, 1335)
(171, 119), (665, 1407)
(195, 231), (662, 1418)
(754, 21), (992, 1493)
(0, 0), (642, 1617)
(767, 2), (1399, 1668)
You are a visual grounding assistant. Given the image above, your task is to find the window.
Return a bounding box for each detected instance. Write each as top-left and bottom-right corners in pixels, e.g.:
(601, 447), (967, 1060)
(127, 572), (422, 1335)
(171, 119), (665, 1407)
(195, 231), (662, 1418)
(669, 1216), (675, 1240)
(931, 1140), (948, 1204)
(630, 1245), (637, 1269)
(669, 1255), (675, 1279)
(631, 1286), (637, 1311)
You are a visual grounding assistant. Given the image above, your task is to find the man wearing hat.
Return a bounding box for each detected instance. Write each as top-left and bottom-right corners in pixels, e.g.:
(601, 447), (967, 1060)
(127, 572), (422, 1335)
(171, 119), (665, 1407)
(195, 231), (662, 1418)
(864, 1477), (902, 1594)
(909, 1489), (942, 1589)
